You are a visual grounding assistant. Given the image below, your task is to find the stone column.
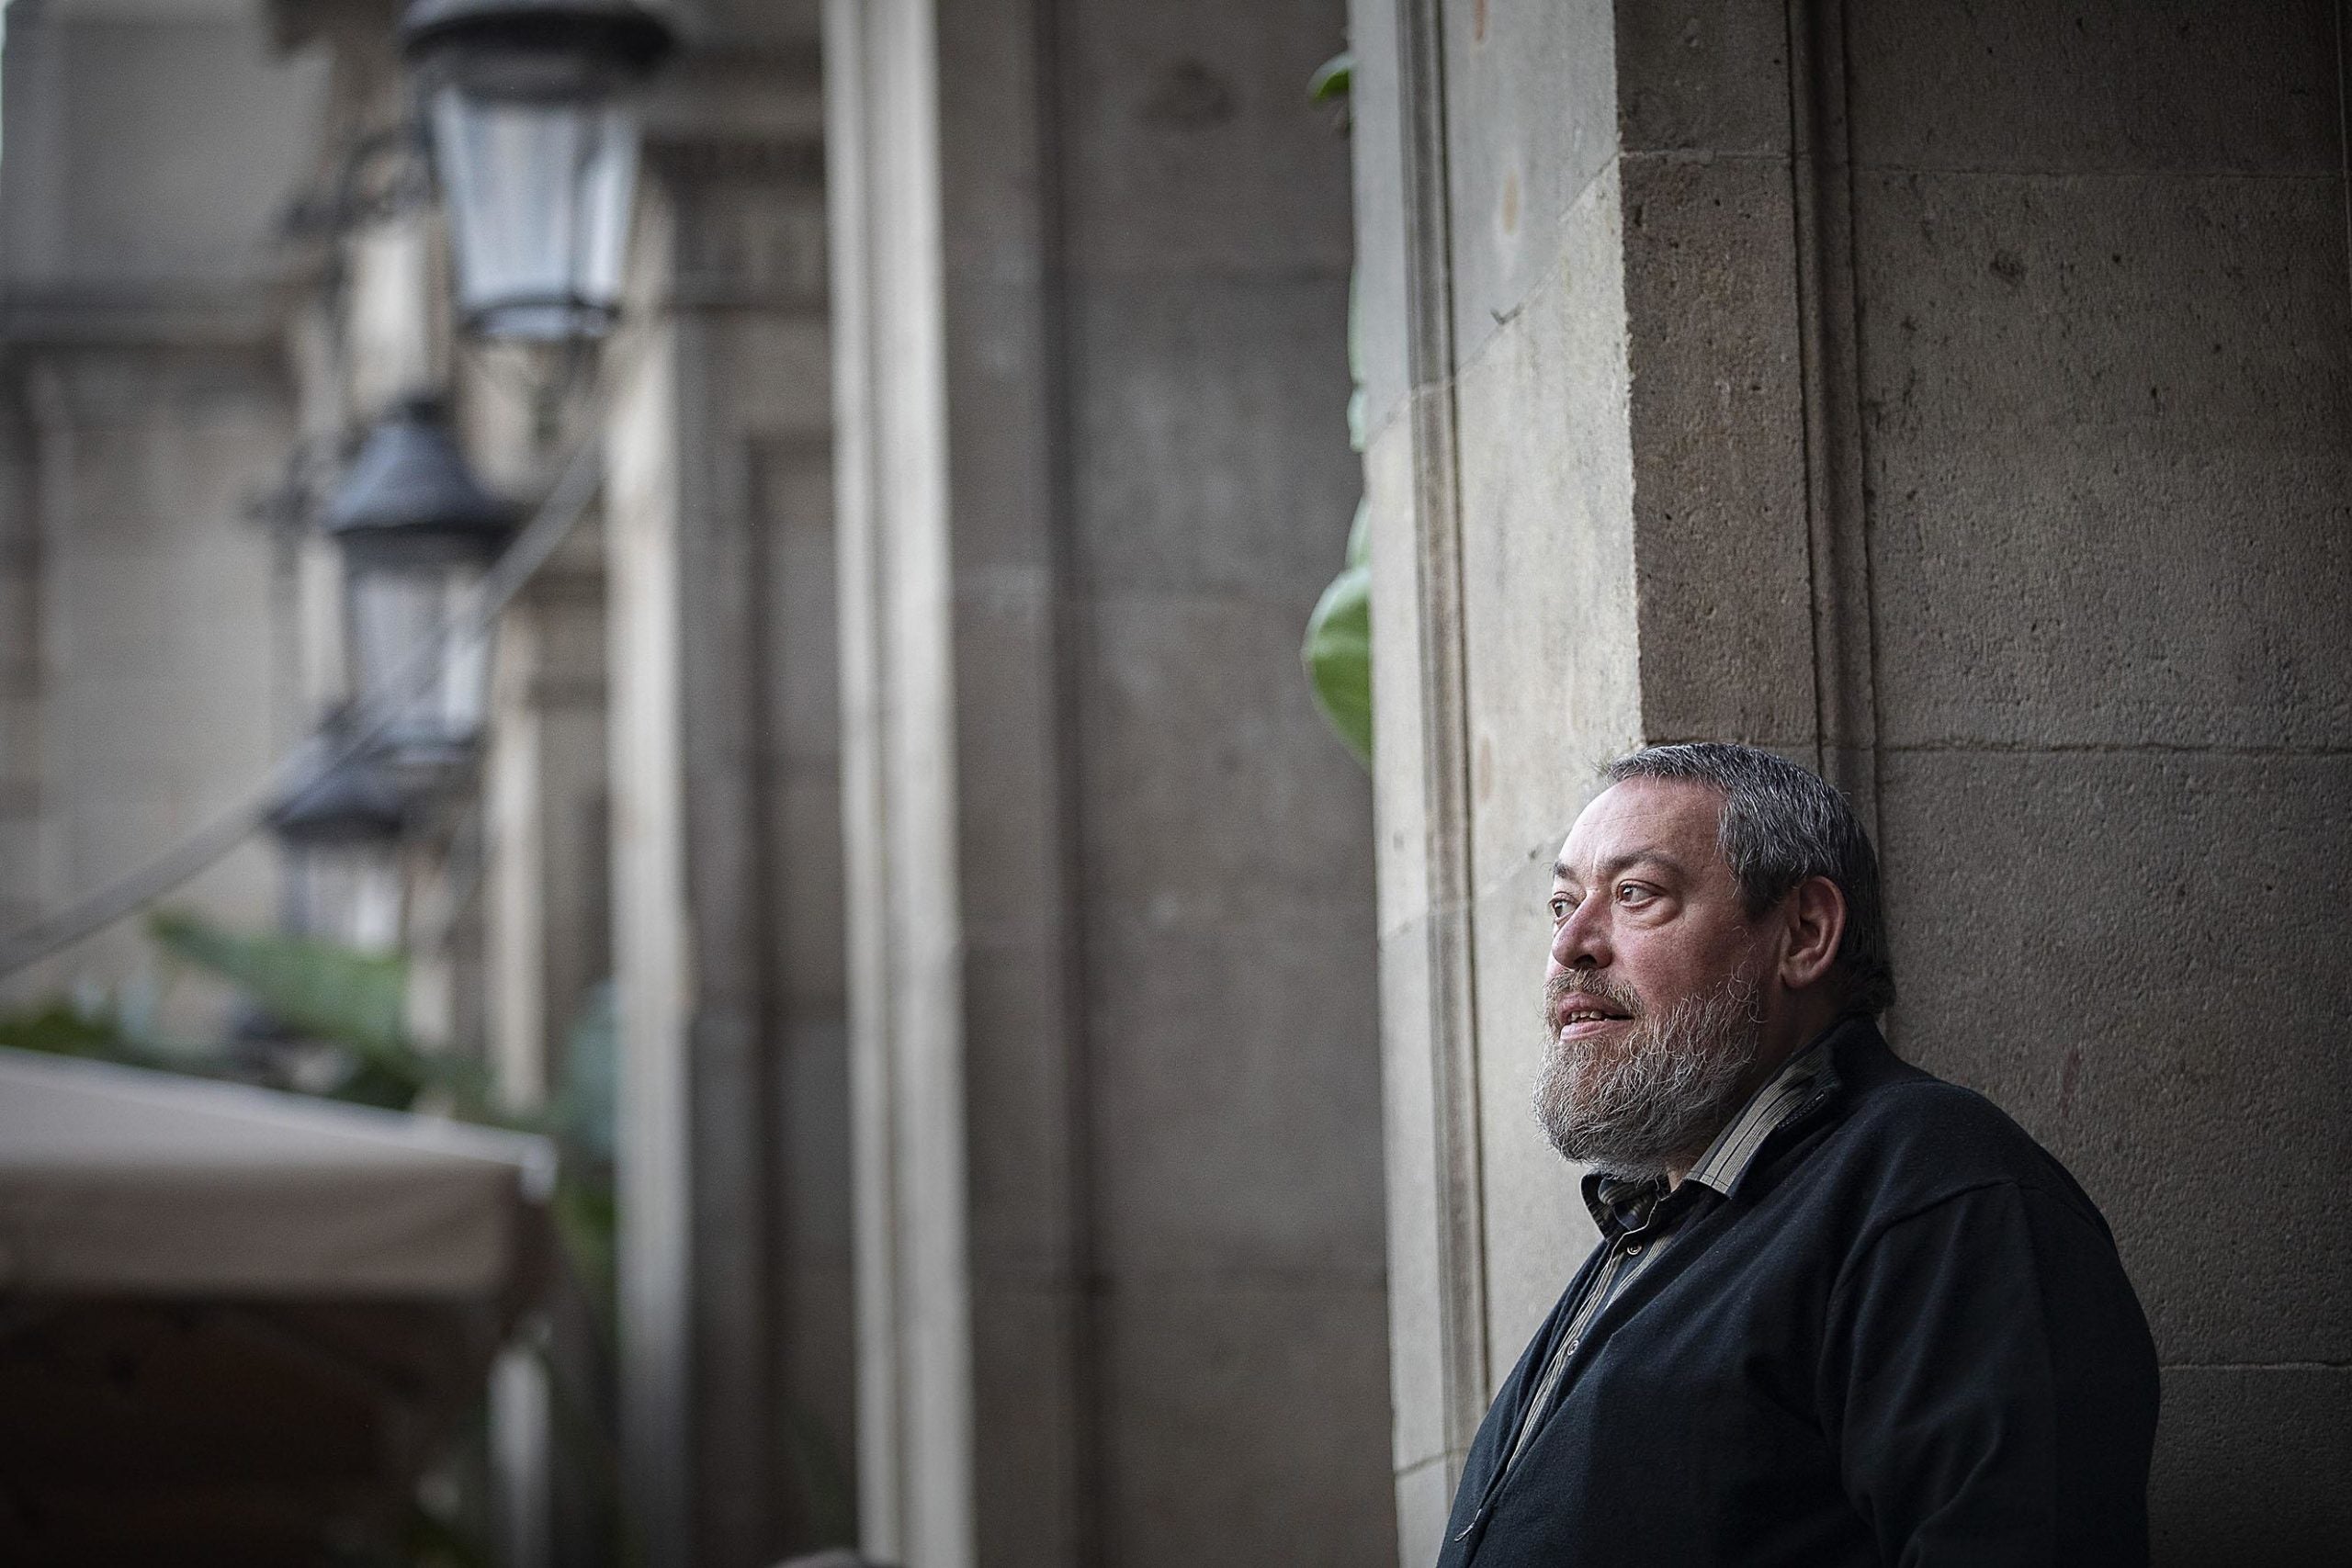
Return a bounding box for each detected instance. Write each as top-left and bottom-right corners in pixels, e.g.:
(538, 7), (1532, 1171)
(603, 35), (848, 1567)
(828, 3), (1392, 1565)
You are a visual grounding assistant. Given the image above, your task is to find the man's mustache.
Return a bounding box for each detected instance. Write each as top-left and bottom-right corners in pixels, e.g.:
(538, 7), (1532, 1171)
(1545, 969), (1644, 1022)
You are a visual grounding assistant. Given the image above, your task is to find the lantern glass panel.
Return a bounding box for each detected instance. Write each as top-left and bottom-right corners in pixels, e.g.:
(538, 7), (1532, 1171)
(431, 79), (639, 340)
(288, 846), (406, 953)
(347, 560), (490, 773)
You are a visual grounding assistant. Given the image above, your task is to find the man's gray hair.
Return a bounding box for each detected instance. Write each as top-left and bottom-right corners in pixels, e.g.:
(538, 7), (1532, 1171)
(1604, 742), (1895, 1015)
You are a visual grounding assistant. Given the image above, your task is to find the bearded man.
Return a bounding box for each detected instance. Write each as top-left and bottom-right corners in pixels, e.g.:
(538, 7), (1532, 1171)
(1435, 743), (2159, 1568)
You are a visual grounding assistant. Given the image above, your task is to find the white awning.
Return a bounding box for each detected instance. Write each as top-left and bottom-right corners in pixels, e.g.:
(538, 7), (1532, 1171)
(0, 1047), (555, 1298)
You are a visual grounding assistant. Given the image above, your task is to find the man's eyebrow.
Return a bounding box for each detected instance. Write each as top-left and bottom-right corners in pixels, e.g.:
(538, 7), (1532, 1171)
(1552, 848), (1689, 884)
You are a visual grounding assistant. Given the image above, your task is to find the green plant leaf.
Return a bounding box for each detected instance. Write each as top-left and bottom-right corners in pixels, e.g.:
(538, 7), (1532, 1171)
(146, 910), (494, 1116)
(1309, 50), (1353, 105)
(151, 910), (409, 1054)
(1304, 555), (1372, 768)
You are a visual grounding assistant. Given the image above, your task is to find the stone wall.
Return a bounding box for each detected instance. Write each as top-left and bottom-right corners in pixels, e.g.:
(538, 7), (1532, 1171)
(1352, 1), (2350, 1562)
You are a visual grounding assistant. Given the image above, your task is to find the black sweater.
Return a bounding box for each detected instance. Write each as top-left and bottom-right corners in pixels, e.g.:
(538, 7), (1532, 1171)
(1436, 1019), (2159, 1567)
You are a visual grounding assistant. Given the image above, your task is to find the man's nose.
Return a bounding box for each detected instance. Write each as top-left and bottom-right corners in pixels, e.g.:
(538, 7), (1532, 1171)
(1550, 897), (1609, 970)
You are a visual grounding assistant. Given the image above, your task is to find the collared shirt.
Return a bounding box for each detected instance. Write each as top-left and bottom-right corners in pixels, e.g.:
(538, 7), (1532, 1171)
(1497, 1034), (1838, 1475)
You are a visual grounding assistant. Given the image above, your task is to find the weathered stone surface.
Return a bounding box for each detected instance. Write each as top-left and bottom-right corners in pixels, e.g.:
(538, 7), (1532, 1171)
(1058, 0), (1354, 278)
(942, 276), (1054, 576)
(961, 934), (1080, 1273)
(1068, 276), (1357, 600)
(1882, 749), (2352, 1366)
(1849, 0), (2339, 175)
(2150, 1367), (2352, 1567)
(1374, 906), (1447, 1467)
(1345, 0), (1412, 446)
(1100, 1282), (1396, 1568)
(1612, 0), (1792, 158)
(1453, 164), (1642, 897)
(1859, 169), (2352, 749)
(967, 1283), (1088, 1568)
(1393, 1452), (1454, 1568)
(1437, 0), (1620, 365)
(1078, 591), (1370, 921)
(1088, 909), (1385, 1276)
(1620, 152), (1815, 749)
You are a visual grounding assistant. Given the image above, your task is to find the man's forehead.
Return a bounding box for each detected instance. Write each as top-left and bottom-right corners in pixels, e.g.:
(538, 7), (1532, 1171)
(1555, 777), (1725, 879)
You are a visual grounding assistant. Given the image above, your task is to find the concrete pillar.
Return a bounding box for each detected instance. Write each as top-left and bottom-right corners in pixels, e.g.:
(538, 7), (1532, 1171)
(1350, 2), (2352, 1562)
(603, 34), (848, 1566)
(828, 2), (1394, 1564)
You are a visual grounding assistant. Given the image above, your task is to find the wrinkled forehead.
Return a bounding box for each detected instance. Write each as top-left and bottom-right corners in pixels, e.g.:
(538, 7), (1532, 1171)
(1554, 776), (1729, 883)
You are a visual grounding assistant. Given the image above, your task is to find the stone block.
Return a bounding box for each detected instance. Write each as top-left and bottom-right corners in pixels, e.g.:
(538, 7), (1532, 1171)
(1086, 908), (1385, 1277)
(1438, 0), (1620, 363)
(1849, 0), (2338, 176)
(935, 0), (1046, 282)
(1363, 417), (1431, 933)
(769, 774), (847, 1009)
(948, 570), (1066, 936)
(1077, 590), (1374, 925)
(967, 1283), (1088, 1568)
(1452, 163), (1643, 897)
(1880, 749), (2352, 1366)
(942, 274), (1054, 577)
(1345, 0), (1413, 446)
(774, 1254), (858, 1542)
(1375, 906), (1448, 1470)
(1612, 0), (1792, 157)
(0, 707), (35, 796)
(711, 316), (832, 437)
(1099, 1280), (1396, 1568)
(962, 933), (1080, 1274)
(1068, 275), (1357, 601)
(1859, 169), (2352, 749)
(2150, 1367), (2352, 1566)
(0, 816), (38, 903)
(1058, 0), (1354, 279)
(1469, 857), (1600, 1371)
(1619, 152), (1815, 749)
(776, 1015), (852, 1238)
(1393, 1452), (1453, 1568)
(768, 528), (840, 771)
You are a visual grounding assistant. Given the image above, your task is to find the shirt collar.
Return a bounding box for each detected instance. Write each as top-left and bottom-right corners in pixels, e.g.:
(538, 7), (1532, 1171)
(1679, 1032), (1837, 1198)
(1577, 1025), (1845, 1235)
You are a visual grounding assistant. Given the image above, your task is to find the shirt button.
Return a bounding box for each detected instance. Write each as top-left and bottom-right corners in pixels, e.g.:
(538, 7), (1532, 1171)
(1624, 1242), (1644, 1257)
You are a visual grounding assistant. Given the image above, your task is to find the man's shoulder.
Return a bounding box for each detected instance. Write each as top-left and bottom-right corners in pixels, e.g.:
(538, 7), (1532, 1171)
(1811, 1030), (2109, 1231)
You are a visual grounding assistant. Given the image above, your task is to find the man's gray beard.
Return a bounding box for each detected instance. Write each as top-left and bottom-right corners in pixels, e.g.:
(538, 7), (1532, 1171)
(1532, 965), (1764, 1180)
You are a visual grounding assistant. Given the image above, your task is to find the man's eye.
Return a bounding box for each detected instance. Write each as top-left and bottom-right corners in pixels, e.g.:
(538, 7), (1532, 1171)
(1617, 883), (1653, 906)
(1548, 897), (1572, 920)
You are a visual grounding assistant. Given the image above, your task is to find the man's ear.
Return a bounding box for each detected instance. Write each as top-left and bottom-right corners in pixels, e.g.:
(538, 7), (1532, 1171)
(1780, 875), (1847, 992)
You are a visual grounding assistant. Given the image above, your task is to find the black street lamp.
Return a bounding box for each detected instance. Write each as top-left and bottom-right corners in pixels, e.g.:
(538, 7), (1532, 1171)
(267, 742), (415, 950)
(400, 0), (678, 341)
(324, 394), (519, 785)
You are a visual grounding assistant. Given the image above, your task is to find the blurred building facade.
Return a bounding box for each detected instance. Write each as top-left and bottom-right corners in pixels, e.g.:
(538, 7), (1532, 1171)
(3, 3), (2346, 1568)
(1, 0), (1390, 1565)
